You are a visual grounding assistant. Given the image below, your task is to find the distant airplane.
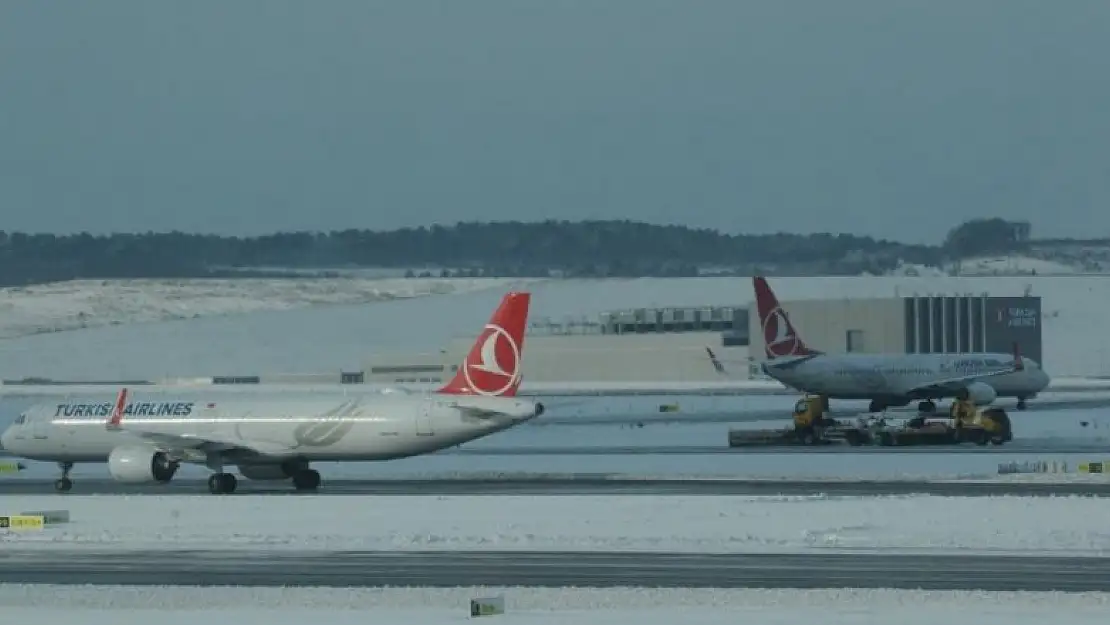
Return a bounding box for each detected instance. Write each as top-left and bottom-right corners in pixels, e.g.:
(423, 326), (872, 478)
(707, 277), (1050, 413)
(0, 291), (544, 495)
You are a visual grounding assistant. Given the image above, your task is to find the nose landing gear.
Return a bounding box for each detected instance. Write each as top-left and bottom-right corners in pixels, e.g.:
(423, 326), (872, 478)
(54, 461), (74, 493)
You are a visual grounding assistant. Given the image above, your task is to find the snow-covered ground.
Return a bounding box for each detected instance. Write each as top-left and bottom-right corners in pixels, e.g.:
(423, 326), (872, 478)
(0, 277), (536, 340)
(3, 586), (1110, 624)
(3, 494), (1109, 555)
(948, 255), (1096, 276)
(4, 586), (1105, 625)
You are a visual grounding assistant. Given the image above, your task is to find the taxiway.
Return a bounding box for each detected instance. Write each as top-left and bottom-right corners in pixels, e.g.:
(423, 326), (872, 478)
(2, 550), (1107, 592)
(2, 476), (1109, 496)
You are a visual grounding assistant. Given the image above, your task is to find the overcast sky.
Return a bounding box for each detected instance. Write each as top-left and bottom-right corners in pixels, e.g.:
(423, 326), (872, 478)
(2, 1), (1108, 243)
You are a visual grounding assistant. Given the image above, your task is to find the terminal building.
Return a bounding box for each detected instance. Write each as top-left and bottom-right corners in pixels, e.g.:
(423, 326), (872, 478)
(360, 305), (750, 386)
(196, 293), (1044, 389)
(747, 293), (1043, 366)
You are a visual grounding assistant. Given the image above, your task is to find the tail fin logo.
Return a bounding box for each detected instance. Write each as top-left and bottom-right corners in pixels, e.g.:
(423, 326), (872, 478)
(463, 324), (522, 397)
(763, 307), (801, 358)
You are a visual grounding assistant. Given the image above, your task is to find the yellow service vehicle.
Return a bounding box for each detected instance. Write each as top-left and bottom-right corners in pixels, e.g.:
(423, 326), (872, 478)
(727, 396), (845, 447)
(853, 393), (1012, 447)
(727, 393), (1013, 448)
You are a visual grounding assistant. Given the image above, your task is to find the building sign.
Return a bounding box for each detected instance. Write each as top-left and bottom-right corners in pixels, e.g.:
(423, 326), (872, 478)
(998, 306), (1037, 328)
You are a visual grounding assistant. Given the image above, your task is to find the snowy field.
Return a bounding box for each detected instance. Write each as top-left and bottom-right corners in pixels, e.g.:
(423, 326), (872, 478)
(3, 494), (1110, 555)
(3, 586), (1110, 624)
(0, 276), (536, 340)
(1, 275), (1109, 380)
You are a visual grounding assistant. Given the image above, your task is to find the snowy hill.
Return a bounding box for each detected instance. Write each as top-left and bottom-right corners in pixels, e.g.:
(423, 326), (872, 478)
(0, 277), (542, 340)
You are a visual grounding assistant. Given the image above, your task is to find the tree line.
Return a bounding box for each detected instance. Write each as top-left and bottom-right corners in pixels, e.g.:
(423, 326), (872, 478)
(0, 217), (1056, 286)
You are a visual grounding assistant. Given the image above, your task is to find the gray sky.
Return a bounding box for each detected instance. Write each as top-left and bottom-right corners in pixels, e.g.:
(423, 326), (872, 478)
(2, 1), (1108, 244)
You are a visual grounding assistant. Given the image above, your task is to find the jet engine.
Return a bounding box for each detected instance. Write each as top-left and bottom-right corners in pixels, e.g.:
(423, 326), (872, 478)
(107, 445), (178, 483)
(963, 381), (998, 406)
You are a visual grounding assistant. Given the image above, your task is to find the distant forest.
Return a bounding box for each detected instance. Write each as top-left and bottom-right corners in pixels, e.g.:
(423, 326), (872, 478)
(0, 217), (1088, 286)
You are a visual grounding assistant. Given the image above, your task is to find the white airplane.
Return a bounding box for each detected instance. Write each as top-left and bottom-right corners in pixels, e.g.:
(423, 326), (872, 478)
(707, 277), (1051, 413)
(0, 291), (544, 495)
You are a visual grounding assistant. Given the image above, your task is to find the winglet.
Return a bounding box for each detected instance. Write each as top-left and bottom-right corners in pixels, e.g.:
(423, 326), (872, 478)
(437, 292), (531, 397)
(106, 387), (128, 430)
(1013, 343), (1024, 371)
(706, 347), (726, 374)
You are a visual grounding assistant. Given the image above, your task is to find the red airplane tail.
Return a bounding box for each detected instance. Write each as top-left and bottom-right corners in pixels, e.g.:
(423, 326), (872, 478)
(752, 277), (817, 359)
(437, 291), (531, 397)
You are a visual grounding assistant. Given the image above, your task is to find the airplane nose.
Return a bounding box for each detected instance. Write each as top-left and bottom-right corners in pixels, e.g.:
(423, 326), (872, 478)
(0, 426), (13, 452)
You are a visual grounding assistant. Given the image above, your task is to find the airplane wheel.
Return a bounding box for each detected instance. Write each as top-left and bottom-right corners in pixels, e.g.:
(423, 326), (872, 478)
(207, 473), (237, 495)
(54, 478), (72, 493)
(292, 469), (321, 491)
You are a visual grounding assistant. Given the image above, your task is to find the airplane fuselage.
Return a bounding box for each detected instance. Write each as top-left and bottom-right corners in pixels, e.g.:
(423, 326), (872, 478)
(762, 352), (1050, 403)
(1, 392), (538, 465)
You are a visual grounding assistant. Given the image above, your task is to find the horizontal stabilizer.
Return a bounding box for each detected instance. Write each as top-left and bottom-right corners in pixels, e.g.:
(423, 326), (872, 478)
(447, 395), (541, 420)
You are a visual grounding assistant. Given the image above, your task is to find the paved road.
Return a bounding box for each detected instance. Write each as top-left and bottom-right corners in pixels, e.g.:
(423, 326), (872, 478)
(1, 550), (1107, 591)
(3, 476), (1110, 496)
(448, 440), (1110, 455)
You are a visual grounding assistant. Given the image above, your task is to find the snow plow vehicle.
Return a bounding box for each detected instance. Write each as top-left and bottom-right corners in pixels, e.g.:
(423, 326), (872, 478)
(727, 395), (1013, 449)
(727, 396), (861, 447)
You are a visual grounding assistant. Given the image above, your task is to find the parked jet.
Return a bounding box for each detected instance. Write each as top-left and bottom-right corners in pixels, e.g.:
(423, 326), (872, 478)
(707, 277), (1050, 413)
(0, 291), (544, 495)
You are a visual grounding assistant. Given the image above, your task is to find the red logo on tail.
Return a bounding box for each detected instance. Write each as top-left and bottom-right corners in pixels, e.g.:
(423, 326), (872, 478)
(753, 277), (815, 359)
(463, 324), (522, 396)
(439, 291), (530, 397)
(762, 306), (802, 358)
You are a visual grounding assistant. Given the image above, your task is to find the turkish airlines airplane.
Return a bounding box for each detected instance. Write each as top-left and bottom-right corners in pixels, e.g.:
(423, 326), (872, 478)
(0, 291), (544, 495)
(708, 277), (1050, 413)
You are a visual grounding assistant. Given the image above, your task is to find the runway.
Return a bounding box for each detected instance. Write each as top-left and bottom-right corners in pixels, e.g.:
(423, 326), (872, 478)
(1, 550), (1107, 591)
(448, 440), (1110, 455)
(3, 476), (1110, 496)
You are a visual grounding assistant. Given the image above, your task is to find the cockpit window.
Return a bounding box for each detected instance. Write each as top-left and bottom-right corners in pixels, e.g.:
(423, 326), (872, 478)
(14, 414), (26, 425)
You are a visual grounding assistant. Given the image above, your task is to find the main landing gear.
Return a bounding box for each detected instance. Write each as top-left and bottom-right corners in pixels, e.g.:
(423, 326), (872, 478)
(1016, 397), (1028, 410)
(292, 469), (322, 492)
(55, 461), (74, 493)
(205, 465), (323, 495)
(207, 473), (238, 494)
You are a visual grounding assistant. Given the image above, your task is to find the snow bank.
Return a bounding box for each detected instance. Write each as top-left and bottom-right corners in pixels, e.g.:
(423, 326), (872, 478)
(3, 494), (1110, 555)
(2, 586), (1109, 625)
(0, 278), (537, 340)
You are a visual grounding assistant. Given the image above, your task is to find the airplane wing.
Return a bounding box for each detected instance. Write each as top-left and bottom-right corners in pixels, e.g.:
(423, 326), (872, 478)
(102, 387), (299, 463)
(125, 430), (298, 461)
(898, 345), (1025, 398)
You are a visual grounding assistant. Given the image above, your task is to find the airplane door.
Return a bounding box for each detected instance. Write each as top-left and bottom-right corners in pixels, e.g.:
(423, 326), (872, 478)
(31, 414), (50, 440)
(416, 404), (434, 437)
